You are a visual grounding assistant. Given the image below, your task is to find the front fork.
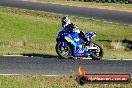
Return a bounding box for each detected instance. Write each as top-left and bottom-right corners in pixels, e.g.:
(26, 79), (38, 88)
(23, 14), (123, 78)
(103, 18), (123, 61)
(61, 41), (67, 49)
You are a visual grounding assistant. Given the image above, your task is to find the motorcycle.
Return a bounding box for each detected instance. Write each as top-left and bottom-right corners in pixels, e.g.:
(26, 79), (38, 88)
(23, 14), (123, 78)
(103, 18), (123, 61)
(55, 28), (103, 60)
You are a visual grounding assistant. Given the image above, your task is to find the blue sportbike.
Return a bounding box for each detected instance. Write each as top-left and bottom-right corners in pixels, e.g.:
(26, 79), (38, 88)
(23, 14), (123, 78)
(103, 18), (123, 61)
(56, 28), (103, 60)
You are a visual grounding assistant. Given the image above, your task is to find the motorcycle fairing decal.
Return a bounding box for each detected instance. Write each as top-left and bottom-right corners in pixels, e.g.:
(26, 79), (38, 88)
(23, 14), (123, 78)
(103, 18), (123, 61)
(65, 36), (71, 42)
(74, 52), (92, 57)
(73, 45), (92, 57)
(64, 33), (95, 57)
(74, 38), (80, 42)
(76, 48), (84, 53)
(64, 35), (78, 47)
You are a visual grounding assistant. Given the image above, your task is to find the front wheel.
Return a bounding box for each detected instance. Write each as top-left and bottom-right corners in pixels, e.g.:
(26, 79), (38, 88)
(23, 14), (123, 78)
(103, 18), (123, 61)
(56, 42), (72, 59)
(89, 42), (104, 60)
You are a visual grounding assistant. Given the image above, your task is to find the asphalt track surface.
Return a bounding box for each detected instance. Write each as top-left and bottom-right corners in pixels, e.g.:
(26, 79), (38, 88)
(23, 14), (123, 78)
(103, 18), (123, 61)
(0, 0), (132, 76)
(0, 0), (132, 25)
(0, 56), (132, 76)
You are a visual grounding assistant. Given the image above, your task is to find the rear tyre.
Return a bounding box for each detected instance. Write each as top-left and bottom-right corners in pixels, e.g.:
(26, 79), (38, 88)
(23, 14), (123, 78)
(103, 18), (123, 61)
(56, 42), (72, 59)
(89, 42), (104, 60)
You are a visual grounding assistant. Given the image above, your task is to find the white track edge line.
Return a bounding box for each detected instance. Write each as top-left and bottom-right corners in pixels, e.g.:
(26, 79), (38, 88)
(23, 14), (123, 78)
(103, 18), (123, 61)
(0, 74), (66, 76)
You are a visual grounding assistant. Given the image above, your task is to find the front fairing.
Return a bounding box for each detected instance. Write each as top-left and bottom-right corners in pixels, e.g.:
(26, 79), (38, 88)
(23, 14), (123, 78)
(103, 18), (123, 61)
(56, 28), (84, 45)
(71, 32), (83, 44)
(56, 28), (69, 39)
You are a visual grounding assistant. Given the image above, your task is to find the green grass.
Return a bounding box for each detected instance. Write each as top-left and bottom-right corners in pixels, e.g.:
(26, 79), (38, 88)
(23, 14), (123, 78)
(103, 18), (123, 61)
(0, 6), (132, 59)
(0, 76), (132, 88)
(0, 7), (61, 55)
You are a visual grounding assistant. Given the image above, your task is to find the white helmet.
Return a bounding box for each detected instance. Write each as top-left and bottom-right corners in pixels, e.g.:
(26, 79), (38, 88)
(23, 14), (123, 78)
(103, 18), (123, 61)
(61, 16), (70, 28)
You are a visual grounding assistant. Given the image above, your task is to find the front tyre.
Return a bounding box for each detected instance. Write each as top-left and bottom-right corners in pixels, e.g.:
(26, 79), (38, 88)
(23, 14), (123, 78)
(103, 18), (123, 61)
(89, 42), (104, 60)
(56, 42), (72, 59)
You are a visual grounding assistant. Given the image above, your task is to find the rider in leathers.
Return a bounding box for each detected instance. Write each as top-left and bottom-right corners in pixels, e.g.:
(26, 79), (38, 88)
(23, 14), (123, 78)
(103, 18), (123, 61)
(61, 16), (88, 43)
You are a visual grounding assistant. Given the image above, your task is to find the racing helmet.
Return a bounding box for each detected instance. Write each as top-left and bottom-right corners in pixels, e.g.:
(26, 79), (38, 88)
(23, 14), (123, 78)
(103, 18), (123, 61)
(61, 16), (70, 28)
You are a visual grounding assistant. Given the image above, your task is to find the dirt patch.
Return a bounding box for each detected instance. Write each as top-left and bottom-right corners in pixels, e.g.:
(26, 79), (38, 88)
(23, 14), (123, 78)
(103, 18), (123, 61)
(64, 4), (132, 12)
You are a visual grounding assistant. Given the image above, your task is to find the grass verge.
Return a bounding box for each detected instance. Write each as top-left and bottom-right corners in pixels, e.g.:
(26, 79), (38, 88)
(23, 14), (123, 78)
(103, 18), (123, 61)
(0, 76), (132, 88)
(0, 6), (132, 59)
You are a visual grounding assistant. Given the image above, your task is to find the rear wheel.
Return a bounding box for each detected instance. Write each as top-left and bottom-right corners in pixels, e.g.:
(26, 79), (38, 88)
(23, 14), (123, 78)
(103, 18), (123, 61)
(56, 42), (72, 59)
(88, 42), (104, 60)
